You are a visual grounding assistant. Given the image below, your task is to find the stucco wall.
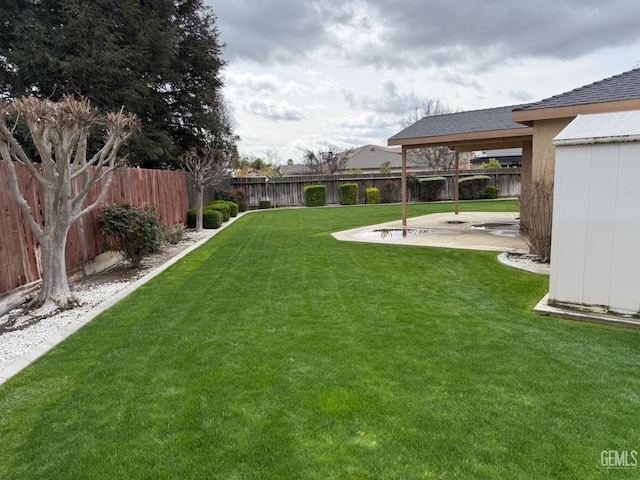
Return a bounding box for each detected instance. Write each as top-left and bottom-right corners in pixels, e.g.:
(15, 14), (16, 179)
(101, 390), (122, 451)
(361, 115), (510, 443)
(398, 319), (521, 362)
(531, 118), (573, 182)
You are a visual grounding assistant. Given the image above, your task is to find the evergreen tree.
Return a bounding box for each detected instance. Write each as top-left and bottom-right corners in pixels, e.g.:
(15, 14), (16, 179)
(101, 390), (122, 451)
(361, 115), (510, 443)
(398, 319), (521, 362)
(0, 0), (234, 168)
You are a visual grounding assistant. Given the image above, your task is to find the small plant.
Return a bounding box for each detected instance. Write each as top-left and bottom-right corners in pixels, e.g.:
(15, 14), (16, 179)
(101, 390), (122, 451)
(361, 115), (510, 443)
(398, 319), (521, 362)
(380, 180), (399, 203)
(485, 185), (499, 199)
(458, 175), (490, 200)
(99, 204), (164, 268)
(365, 187), (380, 204)
(419, 176), (446, 201)
(339, 183), (358, 205)
(304, 185), (326, 207)
(187, 208), (223, 229)
(379, 163), (391, 173)
(164, 223), (186, 244)
(259, 200), (271, 209)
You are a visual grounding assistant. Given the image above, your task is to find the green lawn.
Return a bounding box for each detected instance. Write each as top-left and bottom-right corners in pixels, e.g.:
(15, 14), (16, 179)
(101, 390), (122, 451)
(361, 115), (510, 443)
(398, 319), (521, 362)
(1, 200), (639, 479)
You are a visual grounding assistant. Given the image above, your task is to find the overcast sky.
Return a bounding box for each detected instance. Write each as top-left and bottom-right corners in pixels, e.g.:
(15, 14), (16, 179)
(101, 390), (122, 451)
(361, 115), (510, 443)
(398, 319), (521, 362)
(207, 0), (640, 163)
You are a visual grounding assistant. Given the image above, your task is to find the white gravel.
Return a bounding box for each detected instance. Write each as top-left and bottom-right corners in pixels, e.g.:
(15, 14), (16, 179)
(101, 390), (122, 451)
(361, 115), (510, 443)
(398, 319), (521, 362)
(0, 230), (209, 371)
(498, 252), (550, 275)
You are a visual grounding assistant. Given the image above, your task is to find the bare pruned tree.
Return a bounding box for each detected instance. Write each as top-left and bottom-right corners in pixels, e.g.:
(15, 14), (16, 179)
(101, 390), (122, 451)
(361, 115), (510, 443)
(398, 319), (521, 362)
(179, 147), (236, 232)
(401, 98), (458, 170)
(303, 143), (351, 174)
(0, 95), (139, 316)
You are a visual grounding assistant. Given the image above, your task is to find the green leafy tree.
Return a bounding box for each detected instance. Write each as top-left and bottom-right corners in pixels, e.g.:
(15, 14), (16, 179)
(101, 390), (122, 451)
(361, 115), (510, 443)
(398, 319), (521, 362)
(0, 0), (231, 168)
(478, 158), (503, 169)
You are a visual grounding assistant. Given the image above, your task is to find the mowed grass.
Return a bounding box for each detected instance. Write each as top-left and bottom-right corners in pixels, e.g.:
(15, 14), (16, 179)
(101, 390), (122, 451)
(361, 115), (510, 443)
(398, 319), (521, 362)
(1, 200), (640, 479)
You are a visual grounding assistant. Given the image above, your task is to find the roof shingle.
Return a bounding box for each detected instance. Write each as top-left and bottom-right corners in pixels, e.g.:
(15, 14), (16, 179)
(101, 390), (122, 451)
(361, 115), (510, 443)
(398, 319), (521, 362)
(514, 67), (640, 111)
(389, 105), (528, 141)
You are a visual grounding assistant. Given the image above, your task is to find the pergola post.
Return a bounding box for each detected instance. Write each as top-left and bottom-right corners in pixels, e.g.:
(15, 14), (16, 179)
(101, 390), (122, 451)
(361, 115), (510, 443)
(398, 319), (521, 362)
(454, 150), (459, 215)
(401, 146), (407, 228)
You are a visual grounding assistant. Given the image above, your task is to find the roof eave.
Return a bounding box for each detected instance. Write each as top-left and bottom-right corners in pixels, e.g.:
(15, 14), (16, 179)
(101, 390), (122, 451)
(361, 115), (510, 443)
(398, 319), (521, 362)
(512, 99), (640, 123)
(388, 127), (533, 151)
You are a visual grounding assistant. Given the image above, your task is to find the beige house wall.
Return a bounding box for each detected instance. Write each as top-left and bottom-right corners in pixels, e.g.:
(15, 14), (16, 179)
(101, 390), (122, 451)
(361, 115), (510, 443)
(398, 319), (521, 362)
(531, 118), (573, 182)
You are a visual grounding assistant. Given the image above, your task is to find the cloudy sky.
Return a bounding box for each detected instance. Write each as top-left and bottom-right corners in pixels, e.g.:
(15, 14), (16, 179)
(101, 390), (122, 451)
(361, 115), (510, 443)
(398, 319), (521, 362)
(207, 0), (640, 163)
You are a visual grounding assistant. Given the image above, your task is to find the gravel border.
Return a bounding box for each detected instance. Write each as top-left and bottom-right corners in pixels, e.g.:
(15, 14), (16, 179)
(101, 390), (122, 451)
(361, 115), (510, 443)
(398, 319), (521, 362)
(497, 252), (550, 275)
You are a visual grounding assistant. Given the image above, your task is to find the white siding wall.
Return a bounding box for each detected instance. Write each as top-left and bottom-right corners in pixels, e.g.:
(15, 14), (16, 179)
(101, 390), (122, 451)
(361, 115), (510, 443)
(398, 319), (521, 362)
(550, 141), (640, 315)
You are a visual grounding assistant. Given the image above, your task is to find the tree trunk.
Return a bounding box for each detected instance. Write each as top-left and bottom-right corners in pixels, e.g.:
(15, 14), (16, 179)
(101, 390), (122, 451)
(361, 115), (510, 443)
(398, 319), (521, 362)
(195, 187), (204, 232)
(33, 222), (77, 315)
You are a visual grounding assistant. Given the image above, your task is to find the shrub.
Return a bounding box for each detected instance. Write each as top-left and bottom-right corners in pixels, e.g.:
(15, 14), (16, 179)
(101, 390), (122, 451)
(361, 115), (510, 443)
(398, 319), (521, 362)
(233, 188), (249, 212)
(210, 200), (238, 217)
(458, 175), (490, 200)
(208, 201), (231, 221)
(380, 180), (399, 203)
(164, 223), (185, 244)
(485, 185), (499, 199)
(339, 183), (358, 205)
(259, 200), (271, 209)
(304, 185), (326, 207)
(365, 187), (380, 204)
(99, 204), (164, 268)
(419, 176), (446, 201)
(187, 208), (224, 229)
(215, 189), (237, 202)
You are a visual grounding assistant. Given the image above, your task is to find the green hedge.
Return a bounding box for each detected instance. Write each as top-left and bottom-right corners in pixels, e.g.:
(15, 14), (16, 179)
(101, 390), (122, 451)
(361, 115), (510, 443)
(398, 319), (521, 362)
(259, 200), (271, 209)
(458, 175), (490, 200)
(339, 183), (358, 205)
(485, 185), (499, 199)
(208, 202), (231, 221)
(304, 185), (326, 207)
(419, 176), (446, 201)
(210, 200), (238, 217)
(187, 208), (224, 229)
(365, 187), (380, 204)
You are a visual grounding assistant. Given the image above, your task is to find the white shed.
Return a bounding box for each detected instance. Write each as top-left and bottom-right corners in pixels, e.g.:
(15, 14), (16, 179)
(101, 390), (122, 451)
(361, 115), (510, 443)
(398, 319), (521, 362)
(546, 110), (640, 322)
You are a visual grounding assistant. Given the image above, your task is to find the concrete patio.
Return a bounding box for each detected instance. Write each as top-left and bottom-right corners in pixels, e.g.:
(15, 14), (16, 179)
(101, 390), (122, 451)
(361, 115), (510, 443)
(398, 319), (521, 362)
(332, 211), (528, 253)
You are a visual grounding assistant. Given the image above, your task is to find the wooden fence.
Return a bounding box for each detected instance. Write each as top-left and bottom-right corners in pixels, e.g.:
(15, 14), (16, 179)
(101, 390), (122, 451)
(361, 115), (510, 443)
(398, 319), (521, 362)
(194, 169), (521, 208)
(0, 163), (188, 296)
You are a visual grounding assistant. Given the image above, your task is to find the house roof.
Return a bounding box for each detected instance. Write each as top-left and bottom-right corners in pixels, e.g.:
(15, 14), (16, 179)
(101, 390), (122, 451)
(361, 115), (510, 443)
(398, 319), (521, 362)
(388, 105), (532, 151)
(389, 105), (527, 141)
(345, 145), (405, 169)
(515, 67), (640, 112)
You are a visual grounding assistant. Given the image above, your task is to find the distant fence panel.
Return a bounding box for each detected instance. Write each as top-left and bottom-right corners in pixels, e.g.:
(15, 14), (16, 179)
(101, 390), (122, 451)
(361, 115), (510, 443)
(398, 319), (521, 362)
(0, 163), (188, 296)
(203, 169), (521, 208)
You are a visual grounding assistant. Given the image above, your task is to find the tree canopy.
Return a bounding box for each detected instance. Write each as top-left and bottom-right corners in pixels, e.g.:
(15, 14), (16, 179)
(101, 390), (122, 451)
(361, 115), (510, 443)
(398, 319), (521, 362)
(0, 0), (234, 168)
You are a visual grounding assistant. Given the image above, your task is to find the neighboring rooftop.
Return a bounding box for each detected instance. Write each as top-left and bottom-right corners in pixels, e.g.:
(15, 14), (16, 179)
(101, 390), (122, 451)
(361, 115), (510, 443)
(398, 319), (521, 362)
(389, 105), (529, 142)
(515, 67), (640, 111)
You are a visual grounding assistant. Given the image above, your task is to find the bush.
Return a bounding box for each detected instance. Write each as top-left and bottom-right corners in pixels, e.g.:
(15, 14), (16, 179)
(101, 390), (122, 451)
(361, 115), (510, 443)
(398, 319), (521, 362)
(99, 204), (164, 268)
(458, 175), (490, 200)
(484, 185), (499, 199)
(304, 185), (326, 207)
(339, 183), (358, 205)
(164, 223), (185, 244)
(210, 200), (238, 217)
(365, 187), (380, 204)
(419, 176), (446, 201)
(215, 189), (237, 202)
(233, 188), (249, 212)
(208, 201), (231, 221)
(380, 180), (399, 203)
(259, 200), (271, 209)
(187, 208), (224, 229)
